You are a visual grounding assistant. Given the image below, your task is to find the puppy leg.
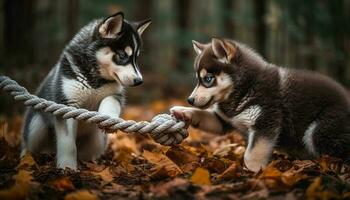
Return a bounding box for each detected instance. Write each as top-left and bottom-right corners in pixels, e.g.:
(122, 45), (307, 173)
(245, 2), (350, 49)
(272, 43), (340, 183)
(170, 106), (227, 134)
(243, 129), (278, 172)
(78, 96), (121, 161)
(55, 118), (78, 170)
(22, 112), (49, 156)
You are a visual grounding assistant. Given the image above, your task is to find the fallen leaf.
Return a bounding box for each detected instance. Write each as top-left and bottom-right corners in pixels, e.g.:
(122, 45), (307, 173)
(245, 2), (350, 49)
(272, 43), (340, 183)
(93, 167), (114, 184)
(50, 177), (75, 191)
(64, 190), (98, 200)
(281, 168), (307, 187)
(143, 150), (182, 178)
(149, 178), (188, 197)
(260, 165), (282, 179)
(166, 146), (199, 173)
(191, 167), (211, 185)
(0, 170), (35, 200)
(213, 143), (238, 157)
(216, 163), (239, 180)
(16, 152), (37, 170)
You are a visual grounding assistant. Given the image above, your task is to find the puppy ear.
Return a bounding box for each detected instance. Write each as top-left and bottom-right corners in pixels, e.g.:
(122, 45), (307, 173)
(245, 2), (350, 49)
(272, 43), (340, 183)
(192, 40), (205, 55)
(99, 12), (124, 39)
(211, 38), (236, 63)
(135, 18), (151, 36)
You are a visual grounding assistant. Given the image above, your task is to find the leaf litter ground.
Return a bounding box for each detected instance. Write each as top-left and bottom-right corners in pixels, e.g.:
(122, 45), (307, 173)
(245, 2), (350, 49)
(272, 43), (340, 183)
(1, 100), (350, 200)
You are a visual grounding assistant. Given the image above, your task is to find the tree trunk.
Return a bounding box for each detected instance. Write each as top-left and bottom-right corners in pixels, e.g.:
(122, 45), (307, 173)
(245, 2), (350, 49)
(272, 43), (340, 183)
(4, 0), (36, 66)
(329, 0), (347, 85)
(66, 0), (79, 42)
(223, 0), (235, 37)
(253, 0), (266, 57)
(176, 0), (191, 72)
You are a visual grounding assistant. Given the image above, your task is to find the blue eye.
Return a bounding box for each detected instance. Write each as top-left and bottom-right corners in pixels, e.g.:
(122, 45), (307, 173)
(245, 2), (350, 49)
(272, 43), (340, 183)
(204, 76), (213, 83)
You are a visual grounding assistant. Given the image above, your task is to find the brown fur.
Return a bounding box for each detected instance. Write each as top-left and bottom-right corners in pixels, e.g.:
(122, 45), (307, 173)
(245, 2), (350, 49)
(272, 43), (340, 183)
(172, 38), (350, 172)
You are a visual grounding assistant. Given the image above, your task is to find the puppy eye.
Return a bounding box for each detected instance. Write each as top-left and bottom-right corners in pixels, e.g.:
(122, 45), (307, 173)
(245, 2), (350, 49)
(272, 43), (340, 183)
(203, 75), (214, 83)
(113, 51), (129, 65)
(118, 51), (128, 60)
(204, 76), (213, 83)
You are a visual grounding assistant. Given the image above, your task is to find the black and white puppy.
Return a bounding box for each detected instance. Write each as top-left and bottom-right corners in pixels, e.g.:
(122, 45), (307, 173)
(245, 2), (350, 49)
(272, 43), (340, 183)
(171, 38), (350, 172)
(21, 12), (151, 170)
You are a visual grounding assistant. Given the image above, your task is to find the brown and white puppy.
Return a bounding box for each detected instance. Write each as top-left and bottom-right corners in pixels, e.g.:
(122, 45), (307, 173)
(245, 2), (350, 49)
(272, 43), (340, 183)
(171, 38), (350, 172)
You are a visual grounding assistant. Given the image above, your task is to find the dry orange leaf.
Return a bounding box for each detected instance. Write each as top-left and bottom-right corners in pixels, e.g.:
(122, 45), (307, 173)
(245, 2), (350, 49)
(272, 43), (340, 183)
(190, 167), (211, 185)
(50, 177), (75, 191)
(64, 190), (98, 200)
(93, 167), (114, 184)
(143, 150), (182, 177)
(0, 170), (35, 199)
(260, 166), (282, 179)
(281, 168), (307, 187)
(305, 177), (339, 200)
(217, 163), (239, 180)
(16, 152), (37, 170)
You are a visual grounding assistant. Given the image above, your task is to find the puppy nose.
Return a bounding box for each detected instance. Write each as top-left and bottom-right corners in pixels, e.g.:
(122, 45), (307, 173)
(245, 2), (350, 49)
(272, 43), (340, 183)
(133, 78), (143, 86)
(187, 97), (195, 105)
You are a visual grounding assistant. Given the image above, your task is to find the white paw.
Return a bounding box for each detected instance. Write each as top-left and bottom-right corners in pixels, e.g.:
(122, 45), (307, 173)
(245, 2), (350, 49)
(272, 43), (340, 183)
(170, 106), (194, 123)
(244, 155), (268, 172)
(57, 158), (77, 170)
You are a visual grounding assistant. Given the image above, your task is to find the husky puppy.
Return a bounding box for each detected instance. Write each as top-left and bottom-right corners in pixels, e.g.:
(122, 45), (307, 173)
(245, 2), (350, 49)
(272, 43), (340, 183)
(21, 12), (151, 170)
(171, 38), (350, 172)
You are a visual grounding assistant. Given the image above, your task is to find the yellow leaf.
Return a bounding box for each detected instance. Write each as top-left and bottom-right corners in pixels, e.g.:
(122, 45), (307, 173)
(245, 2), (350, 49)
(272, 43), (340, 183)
(190, 167), (211, 185)
(64, 190), (98, 200)
(14, 170), (33, 184)
(143, 150), (182, 177)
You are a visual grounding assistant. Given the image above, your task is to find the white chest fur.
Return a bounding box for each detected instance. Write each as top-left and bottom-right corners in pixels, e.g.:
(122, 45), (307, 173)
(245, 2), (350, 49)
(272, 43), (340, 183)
(214, 104), (262, 130)
(61, 77), (123, 110)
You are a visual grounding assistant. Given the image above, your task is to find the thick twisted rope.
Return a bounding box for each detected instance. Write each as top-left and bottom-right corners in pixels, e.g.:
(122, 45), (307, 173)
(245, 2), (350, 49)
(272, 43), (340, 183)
(0, 76), (188, 146)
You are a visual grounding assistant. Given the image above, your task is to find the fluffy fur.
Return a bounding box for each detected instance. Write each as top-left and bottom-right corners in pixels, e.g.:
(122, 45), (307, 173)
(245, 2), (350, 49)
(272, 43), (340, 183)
(21, 12), (151, 170)
(171, 38), (350, 172)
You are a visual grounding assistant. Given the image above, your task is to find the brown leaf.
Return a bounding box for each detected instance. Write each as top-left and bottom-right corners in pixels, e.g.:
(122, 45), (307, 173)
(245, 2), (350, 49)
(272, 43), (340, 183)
(260, 165), (282, 179)
(190, 167), (211, 185)
(0, 170), (35, 200)
(93, 167), (114, 184)
(149, 178), (188, 197)
(281, 168), (307, 187)
(50, 177), (75, 191)
(216, 163), (240, 180)
(102, 183), (126, 194)
(64, 190), (98, 200)
(143, 150), (182, 178)
(166, 146), (199, 173)
(16, 153), (37, 170)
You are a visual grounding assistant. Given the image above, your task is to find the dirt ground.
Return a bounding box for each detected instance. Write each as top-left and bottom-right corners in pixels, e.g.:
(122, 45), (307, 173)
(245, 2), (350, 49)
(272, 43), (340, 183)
(1, 100), (350, 200)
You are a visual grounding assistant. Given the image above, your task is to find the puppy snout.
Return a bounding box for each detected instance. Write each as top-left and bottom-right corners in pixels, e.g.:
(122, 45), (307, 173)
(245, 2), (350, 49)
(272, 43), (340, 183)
(133, 78), (143, 86)
(187, 97), (195, 105)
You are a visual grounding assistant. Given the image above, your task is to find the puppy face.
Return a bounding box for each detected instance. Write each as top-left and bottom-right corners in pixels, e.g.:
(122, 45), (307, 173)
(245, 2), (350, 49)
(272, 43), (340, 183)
(188, 38), (236, 109)
(95, 12), (151, 87)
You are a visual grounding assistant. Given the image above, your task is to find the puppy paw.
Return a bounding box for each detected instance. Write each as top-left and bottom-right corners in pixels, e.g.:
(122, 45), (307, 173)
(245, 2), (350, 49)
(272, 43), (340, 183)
(170, 106), (195, 126)
(244, 155), (268, 172)
(57, 159), (78, 171)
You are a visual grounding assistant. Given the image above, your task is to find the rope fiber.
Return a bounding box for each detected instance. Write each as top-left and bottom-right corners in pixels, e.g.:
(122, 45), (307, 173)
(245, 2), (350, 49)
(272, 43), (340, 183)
(0, 76), (188, 146)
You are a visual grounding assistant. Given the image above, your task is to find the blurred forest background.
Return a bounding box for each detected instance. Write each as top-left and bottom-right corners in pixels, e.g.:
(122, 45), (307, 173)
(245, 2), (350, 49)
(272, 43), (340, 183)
(0, 0), (349, 115)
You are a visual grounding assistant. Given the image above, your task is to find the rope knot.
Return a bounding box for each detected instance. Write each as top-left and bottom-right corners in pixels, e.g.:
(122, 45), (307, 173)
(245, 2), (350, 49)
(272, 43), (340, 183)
(0, 75), (189, 146)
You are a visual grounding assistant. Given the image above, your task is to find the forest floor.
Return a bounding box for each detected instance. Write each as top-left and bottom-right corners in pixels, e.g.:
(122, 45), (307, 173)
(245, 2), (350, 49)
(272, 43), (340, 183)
(1, 100), (350, 200)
